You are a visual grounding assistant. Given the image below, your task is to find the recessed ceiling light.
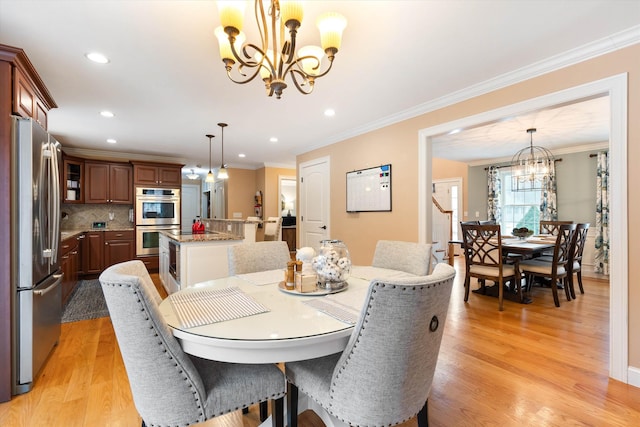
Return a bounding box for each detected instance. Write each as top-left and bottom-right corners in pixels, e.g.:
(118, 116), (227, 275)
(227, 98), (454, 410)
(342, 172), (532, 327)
(324, 108), (335, 117)
(238, 153), (246, 158)
(100, 110), (115, 118)
(269, 137), (278, 143)
(85, 52), (110, 64)
(106, 138), (117, 144)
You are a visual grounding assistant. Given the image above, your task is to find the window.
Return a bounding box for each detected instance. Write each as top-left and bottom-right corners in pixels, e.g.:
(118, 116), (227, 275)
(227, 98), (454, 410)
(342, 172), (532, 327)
(500, 169), (541, 233)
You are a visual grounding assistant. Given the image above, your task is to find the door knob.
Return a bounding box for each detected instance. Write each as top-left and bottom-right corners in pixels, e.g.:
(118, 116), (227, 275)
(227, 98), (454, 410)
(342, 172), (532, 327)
(320, 225), (327, 230)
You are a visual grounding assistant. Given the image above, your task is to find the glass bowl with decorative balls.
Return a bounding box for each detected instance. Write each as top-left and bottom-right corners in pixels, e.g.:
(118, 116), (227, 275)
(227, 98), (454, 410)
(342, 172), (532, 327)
(311, 239), (352, 291)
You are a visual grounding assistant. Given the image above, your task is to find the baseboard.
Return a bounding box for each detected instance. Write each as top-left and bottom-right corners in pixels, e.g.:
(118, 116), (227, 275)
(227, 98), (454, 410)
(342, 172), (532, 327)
(628, 366), (640, 389)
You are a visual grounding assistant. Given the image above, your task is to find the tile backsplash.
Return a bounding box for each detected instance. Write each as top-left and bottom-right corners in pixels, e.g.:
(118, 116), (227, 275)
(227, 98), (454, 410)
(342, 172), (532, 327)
(61, 204), (134, 230)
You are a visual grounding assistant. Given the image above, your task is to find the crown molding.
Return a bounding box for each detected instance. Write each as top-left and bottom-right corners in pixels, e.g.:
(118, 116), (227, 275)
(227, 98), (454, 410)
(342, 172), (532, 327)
(63, 146), (189, 164)
(299, 25), (640, 154)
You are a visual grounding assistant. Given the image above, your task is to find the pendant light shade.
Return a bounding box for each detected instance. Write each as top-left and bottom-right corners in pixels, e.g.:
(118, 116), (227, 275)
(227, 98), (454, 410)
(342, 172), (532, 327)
(205, 134), (215, 183)
(217, 123), (229, 179)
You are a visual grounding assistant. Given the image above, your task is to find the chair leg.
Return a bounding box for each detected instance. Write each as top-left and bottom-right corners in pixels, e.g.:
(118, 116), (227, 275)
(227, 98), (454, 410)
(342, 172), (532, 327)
(287, 382), (299, 427)
(567, 273), (576, 299)
(463, 275), (471, 302)
(498, 279), (504, 311)
(550, 277), (561, 307)
(577, 270), (585, 294)
(260, 401), (268, 421)
(563, 277), (572, 301)
(417, 399), (429, 427)
(270, 396), (284, 427)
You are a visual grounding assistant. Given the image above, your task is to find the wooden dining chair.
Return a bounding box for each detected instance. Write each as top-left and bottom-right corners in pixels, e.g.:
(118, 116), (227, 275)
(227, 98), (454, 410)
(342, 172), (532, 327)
(519, 223), (577, 307)
(98, 260), (285, 427)
(371, 240), (434, 275)
(460, 223), (522, 311)
(285, 263), (456, 427)
(539, 220), (573, 235)
(567, 223), (590, 297)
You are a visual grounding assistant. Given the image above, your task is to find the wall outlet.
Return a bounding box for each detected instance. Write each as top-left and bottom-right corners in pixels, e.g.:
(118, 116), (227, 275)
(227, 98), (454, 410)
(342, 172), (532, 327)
(475, 211), (480, 218)
(227, 224), (232, 231)
(233, 212), (242, 218)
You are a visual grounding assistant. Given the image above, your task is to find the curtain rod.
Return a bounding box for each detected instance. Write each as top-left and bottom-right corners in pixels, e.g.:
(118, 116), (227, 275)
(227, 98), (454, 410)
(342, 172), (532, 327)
(483, 158), (562, 171)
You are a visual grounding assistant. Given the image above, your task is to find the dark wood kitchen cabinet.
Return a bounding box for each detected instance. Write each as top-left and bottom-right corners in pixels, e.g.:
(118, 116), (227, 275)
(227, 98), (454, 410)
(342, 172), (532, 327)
(104, 230), (135, 268)
(82, 230), (135, 276)
(85, 161), (133, 204)
(131, 161), (183, 187)
(60, 235), (80, 306)
(82, 231), (104, 275)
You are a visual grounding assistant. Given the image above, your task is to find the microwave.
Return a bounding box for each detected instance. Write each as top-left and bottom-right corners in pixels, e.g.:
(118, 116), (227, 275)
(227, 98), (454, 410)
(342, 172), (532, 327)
(135, 187), (180, 226)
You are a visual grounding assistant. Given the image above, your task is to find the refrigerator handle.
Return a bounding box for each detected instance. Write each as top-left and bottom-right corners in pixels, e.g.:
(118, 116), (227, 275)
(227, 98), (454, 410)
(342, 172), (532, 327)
(33, 273), (63, 296)
(49, 140), (61, 265)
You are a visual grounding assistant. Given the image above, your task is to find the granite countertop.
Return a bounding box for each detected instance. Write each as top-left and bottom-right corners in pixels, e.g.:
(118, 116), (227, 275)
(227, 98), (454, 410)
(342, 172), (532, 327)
(61, 227), (134, 241)
(161, 230), (243, 243)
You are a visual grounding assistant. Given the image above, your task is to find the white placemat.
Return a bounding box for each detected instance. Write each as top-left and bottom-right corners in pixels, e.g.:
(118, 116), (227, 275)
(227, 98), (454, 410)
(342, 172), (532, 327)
(304, 297), (361, 325)
(236, 269), (284, 286)
(169, 287), (269, 329)
(349, 266), (416, 281)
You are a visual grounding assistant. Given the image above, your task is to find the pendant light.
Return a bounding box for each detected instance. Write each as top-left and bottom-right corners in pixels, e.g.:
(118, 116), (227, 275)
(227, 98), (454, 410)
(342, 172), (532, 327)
(217, 123), (229, 179)
(205, 134), (215, 183)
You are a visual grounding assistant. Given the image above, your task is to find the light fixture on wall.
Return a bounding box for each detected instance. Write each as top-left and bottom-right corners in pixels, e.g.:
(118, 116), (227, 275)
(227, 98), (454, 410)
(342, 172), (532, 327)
(510, 128), (555, 191)
(205, 134), (215, 183)
(214, 1), (347, 99)
(217, 123), (229, 180)
(186, 169), (199, 180)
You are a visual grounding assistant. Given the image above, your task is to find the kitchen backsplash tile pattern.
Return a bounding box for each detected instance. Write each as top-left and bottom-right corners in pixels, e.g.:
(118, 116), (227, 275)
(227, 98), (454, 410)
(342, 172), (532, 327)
(61, 204), (133, 231)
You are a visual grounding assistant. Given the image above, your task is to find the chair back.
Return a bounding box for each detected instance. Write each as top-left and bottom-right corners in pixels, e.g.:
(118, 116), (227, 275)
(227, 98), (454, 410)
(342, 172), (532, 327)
(371, 240), (434, 275)
(263, 216), (282, 241)
(99, 261), (208, 426)
(569, 223), (589, 268)
(539, 220), (573, 235)
(227, 241), (291, 275)
(460, 223), (504, 273)
(327, 263), (456, 425)
(549, 223), (577, 274)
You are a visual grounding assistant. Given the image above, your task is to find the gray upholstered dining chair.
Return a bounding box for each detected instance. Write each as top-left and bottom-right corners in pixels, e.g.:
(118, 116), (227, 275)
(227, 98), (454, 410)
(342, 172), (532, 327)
(99, 260), (286, 427)
(371, 240), (434, 275)
(285, 263), (456, 427)
(227, 241), (291, 275)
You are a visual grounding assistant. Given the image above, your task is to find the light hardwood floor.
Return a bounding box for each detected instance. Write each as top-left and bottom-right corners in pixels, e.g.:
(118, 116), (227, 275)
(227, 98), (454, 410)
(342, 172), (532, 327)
(1, 260), (639, 427)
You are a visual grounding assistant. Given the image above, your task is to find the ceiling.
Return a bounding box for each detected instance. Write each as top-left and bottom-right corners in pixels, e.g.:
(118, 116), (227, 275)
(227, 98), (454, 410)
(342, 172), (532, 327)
(1, 1), (639, 175)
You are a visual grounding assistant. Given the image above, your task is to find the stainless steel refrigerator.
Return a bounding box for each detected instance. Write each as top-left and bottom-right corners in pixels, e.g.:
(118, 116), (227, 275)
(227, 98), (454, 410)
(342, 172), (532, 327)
(10, 116), (63, 395)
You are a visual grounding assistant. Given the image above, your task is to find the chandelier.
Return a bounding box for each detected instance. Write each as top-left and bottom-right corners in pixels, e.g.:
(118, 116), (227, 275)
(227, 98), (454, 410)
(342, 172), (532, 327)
(215, 1), (347, 99)
(186, 169), (199, 180)
(510, 128), (555, 191)
(205, 134), (215, 183)
(217, 123), (229, 179)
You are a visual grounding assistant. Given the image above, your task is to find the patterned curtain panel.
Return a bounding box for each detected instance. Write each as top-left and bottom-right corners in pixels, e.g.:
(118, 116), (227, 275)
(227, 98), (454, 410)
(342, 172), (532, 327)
(487, 166), (501, 222)
(539, 161), (558, 220)
(594, 151), (610, 275)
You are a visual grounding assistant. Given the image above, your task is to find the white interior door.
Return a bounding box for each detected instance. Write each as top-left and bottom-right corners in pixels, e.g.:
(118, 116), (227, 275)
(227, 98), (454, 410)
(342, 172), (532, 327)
(181, 184), (200, 232)
(299, 156), (330, 253)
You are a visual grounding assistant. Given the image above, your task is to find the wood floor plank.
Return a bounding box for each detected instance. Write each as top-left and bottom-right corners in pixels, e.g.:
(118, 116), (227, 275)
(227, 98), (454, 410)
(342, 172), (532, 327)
(1, 264), (639, 426)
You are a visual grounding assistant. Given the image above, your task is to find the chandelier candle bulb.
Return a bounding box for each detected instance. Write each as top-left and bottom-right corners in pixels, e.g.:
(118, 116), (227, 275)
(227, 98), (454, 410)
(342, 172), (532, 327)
(280, 1), (303, 28)
(218, 1), (245, 33)
(298, 45), (324, 76)
(317, 12), (347, 53)
(215, 27), (245, 64)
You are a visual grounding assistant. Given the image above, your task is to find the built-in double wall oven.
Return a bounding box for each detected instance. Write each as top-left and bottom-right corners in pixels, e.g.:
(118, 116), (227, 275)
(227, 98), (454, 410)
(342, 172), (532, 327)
(135, 187), (180, 256)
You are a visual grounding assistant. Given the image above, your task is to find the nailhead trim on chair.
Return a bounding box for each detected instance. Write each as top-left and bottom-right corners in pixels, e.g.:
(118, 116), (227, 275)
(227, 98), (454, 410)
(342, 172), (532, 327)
(317, 278), (449, 427)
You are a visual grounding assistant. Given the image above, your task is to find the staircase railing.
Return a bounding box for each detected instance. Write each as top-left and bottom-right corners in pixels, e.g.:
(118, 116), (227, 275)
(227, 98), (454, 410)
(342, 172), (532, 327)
(432, 196), (455, 265)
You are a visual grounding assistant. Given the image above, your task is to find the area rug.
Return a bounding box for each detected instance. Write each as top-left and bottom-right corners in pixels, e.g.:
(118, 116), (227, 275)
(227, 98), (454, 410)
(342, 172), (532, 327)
(62, 279), (110, 323)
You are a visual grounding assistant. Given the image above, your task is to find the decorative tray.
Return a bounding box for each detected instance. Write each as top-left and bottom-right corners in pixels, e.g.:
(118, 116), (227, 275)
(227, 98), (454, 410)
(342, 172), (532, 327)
(277, 281), (349, 296)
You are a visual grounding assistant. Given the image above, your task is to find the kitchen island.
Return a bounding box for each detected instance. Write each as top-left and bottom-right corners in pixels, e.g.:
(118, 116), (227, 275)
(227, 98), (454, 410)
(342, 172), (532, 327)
(159, 230), (244, 295)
